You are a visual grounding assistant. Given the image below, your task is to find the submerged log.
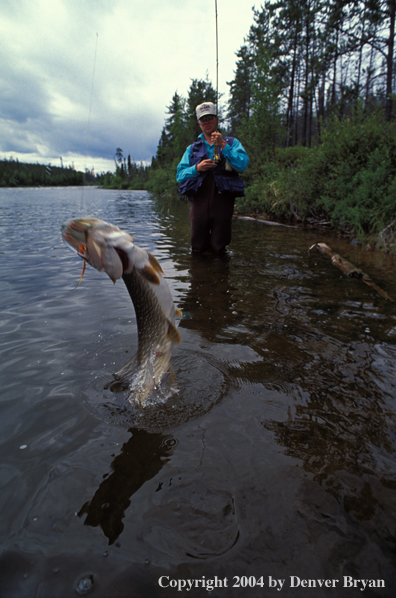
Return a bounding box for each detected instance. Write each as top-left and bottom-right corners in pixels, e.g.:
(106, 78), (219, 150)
(237, 215), (297, 228)
(308, 242), (394, 302)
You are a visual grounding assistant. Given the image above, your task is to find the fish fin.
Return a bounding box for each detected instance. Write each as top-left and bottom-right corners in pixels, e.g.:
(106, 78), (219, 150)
(147, 252), (164, 274)
(175, 308), (183, 318)
(167, 320), (181, 344)
(138, 264), (161, 285)
(114, 354), (139, 381)
(158, 366), (178, 395)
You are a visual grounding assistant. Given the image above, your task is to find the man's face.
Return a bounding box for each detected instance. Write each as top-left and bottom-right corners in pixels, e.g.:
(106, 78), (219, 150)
(198, 114), (218, 137)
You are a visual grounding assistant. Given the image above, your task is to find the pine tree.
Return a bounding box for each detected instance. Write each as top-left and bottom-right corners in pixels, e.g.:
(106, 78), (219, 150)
(227, 45), (253, 135)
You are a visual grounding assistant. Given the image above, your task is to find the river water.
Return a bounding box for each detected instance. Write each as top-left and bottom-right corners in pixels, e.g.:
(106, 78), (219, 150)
(0, 187), (395, 597)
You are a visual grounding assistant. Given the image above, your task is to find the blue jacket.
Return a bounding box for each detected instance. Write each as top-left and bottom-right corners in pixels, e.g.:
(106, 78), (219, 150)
(177, 134), (249, 199)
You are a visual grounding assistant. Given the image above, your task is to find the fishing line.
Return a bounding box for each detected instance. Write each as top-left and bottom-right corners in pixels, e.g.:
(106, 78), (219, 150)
(215, 0), (219, 114)
(80, 32), (99, 213)
(214, 0), (220, 163)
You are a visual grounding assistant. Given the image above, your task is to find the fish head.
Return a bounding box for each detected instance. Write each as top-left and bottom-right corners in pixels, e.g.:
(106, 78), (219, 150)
(61, 218), (135, 282)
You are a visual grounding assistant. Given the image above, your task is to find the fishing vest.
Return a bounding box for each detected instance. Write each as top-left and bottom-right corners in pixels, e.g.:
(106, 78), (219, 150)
(178, 138), (246, 199)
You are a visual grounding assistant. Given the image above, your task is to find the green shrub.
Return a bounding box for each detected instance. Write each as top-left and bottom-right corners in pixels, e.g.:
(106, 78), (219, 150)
(243, 108), (396, 239)
(237, 146), (312, 219)
(313, 110), (396, 237)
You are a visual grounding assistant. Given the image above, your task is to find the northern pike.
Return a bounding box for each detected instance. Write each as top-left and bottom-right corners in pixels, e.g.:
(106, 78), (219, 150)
(61, 218), (181, 405)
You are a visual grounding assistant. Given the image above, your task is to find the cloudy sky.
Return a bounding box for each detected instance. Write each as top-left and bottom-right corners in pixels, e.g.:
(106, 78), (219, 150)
(1, 0), (256, 174)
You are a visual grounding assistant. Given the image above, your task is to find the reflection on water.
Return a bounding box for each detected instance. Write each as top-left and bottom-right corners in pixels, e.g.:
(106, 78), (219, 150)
(180, 253), (240, 342)
(0, 187), (396, 596)
(78, 428), (176, 544)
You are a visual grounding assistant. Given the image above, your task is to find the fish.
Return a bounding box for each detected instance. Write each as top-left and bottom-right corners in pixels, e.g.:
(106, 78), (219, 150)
(61, 217), (181, 405)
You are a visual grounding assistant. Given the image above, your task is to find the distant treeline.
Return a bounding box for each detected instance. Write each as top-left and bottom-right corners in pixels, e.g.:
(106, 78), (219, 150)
(0, 159), (86, 187)
(98, 150), (150, 190)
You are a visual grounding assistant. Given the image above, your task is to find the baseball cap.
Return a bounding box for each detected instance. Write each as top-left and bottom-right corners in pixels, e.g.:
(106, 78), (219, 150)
(196, 102), (217, 121)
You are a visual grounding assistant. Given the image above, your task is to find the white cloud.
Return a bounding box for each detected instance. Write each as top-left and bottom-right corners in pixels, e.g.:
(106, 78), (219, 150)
(0, 0), (255, 174)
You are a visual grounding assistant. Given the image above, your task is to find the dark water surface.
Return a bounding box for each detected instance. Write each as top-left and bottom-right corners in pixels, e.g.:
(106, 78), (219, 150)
(1, 187), (395, 597)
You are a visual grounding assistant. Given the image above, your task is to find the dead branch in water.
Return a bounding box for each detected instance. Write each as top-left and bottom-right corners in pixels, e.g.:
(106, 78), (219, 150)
(308, 242), (394, 302)
(237, 216), (297, 228)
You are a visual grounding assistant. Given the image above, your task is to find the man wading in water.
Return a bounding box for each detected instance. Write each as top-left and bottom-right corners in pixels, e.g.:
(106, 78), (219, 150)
(177, 102), (249, 255)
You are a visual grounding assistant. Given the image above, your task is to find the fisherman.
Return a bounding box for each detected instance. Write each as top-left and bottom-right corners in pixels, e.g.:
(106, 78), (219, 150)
(177, 102), (249, 255)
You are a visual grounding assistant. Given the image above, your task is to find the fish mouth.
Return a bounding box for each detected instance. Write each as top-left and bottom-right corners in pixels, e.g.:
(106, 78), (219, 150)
(62, 218), (129, 266)
(61, 218), (132, 281)
(61, 218), (98, 259)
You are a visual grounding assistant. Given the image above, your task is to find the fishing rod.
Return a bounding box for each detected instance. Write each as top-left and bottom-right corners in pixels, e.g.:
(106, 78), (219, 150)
(214, 0), (221, 164)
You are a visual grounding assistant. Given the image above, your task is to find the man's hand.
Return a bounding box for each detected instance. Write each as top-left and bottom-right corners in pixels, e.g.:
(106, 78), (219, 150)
(196, 159), (216, 172)
(210, 132), (227, 149)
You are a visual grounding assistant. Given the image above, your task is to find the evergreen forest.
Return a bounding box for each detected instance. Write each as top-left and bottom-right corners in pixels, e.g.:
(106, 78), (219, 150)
(0, 159), (87, 187)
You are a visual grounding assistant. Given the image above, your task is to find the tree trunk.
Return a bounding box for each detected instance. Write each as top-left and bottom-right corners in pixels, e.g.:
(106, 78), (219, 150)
(365, 39), (376, 107)
(331, 29), (339, 106)
(287, 34), (298, 147)
(303, 10), (310, 146)
(385, 0), (395, 121)
(294, 64), (301, 145)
